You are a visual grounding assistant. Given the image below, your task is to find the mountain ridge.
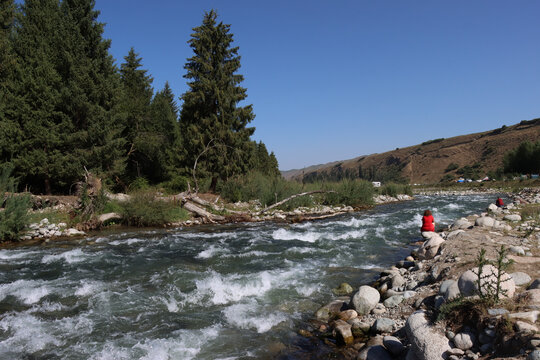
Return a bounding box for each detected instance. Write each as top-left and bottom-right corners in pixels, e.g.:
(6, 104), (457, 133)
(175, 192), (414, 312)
(282, 118), (540, 184)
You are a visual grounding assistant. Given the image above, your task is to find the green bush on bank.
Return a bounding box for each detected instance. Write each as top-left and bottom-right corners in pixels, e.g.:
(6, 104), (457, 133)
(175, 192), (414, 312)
(0, 168), (31, 241)
(379, 182), (412, 197)
(120, 191), (190, 227)
(220, 173), (374, 208)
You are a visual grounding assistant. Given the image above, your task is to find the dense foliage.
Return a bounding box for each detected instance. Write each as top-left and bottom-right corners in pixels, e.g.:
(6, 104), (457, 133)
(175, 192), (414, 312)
(0, 5), (278, 194)
(503, 140), (540, 175)
(0, 168), (31, 241)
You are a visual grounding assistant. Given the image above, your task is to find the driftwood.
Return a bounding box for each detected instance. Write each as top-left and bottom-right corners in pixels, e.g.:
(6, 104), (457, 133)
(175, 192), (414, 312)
(258, 190), (336, 215)
(182, 200), (225, 223)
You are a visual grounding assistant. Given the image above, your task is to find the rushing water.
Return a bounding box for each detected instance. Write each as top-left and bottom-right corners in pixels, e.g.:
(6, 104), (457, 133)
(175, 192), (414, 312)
(0, 194), (503, 359)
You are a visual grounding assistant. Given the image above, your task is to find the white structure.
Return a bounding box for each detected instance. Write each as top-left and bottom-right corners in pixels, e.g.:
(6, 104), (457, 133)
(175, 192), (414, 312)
(372, 182), (381, 188)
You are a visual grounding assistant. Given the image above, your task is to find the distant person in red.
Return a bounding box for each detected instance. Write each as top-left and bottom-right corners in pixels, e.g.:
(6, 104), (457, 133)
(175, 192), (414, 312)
(496, 198), (504, 207)
(421, 210), (435, 233)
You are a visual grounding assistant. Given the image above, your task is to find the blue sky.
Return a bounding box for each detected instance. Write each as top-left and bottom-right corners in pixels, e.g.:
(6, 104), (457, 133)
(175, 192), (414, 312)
(94, 0), (540, 171)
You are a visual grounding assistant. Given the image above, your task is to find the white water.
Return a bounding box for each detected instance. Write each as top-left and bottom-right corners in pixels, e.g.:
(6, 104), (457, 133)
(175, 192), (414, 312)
(0, 194), (501, 359)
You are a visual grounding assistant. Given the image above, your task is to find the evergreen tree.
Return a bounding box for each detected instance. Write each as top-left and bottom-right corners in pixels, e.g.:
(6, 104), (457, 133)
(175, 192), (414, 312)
(119, 47), (155, 181)
(149, 81), (182, 182)
(0, 0), (22, 174)
(180, 10), (255, 191)
(12, 0), (66, 194)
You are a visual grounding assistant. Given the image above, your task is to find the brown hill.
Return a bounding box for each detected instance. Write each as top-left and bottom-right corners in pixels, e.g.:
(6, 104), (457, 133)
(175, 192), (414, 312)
(282, 119), (540, 184)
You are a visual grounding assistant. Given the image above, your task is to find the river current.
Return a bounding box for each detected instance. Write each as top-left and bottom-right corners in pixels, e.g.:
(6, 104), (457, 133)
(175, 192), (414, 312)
(0, 194), (501, 359)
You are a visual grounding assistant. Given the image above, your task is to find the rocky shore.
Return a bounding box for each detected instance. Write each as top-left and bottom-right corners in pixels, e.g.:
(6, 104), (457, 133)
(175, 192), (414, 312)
(308, 188), (540, 360)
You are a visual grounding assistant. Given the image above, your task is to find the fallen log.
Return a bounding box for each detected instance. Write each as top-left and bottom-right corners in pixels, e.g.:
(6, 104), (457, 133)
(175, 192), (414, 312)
(182, 200), (225, 223)
(258, 190), (336, 215)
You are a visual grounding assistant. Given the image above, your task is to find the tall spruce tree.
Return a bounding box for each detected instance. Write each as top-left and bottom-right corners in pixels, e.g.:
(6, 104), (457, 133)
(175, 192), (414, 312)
(0, 0), (22, 173)
(180, 10), (255, 191)
(149, 81), (181, 182)
(119, 47), (155, 181)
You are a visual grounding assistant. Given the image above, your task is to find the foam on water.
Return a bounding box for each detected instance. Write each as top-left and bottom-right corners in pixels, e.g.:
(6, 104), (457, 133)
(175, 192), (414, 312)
(223, 302), (287, 333)
(327, 229), (367, 241)
(75, 281), (104, 297)
(272, 228), (320, 242)
(193, 271), (274, 305)
(196, 245), (228, 259)
(296, 284), (320, 296)
(0, 313), (62, 354)
(42, 248), (88, 264)
(133, 325), (221, 360)
(109, 238), (146, 246)
(0, 279), (51, 305)
(0, 249), (39, 261)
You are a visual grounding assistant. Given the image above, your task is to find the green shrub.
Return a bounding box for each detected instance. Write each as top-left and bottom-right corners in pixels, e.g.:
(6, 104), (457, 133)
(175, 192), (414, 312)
(0, 168), (31, 241)
(322, 179), (374, 206)
(379, 182), (412, 197)
(120, 191), (190, 227)
(445, 163), (459, 173)
(162, 175), (189, 193)
(441, 174), (454, 183)
(129, 177), (150, 191)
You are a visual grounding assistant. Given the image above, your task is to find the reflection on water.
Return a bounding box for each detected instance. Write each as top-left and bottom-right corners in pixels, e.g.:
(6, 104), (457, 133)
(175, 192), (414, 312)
(0, 194), (499, 359)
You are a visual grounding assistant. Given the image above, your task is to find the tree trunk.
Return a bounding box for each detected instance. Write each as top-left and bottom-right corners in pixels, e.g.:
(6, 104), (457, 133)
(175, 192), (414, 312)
(209, 176), (218, 193)
(44, 177), (52, 195)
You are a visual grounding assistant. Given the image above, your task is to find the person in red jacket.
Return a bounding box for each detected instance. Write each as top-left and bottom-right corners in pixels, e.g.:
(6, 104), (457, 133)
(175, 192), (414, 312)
(421, 209), (435, 233)
(496, 198), (504, 207)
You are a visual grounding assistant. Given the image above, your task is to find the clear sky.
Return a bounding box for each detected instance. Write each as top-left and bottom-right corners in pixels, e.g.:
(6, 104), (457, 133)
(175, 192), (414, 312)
(94, 0), (540, 171)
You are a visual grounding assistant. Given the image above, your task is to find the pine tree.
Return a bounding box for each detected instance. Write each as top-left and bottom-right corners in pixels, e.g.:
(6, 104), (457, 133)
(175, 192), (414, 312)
(180, 10), (255, 191)
(119, 47), (155, 181)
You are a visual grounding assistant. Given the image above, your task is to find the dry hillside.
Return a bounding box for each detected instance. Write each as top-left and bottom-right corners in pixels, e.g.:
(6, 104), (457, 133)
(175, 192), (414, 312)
(282, 119), (540, 184)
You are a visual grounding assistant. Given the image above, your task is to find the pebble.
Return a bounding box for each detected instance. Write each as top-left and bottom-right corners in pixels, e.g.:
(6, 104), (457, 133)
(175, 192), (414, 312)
(371, 318), (395, 334)
(528, 350), (540, 360)
(383, 336), (405, 356)
(453, 331), (475, 350)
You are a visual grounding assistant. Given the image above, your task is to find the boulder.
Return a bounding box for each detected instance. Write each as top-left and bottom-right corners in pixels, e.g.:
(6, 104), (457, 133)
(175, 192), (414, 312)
(447, 229), (465, 240)
(511, 272), (532, 286)
(333, 319), (354, 345)
(504, 214), (522, 222)
(509, 246), (525, 256)
(528, 350), (540, 360)
(453, 331), (475, 350)
(475, 216), (495, 228)
(383, 335), (405, 356)
(315, 299), (347, 321)
(405, 311), (451, 360)
(514, 321), (539, 334)
(348, 318), (370, 336)
(439, 280), (455, 295)
(372, 318), (395, 334)
(98, 212), (122, 223)
(351, 286), (380, 315)
(417, 234), (445, 260)
(508, 310), (539, 323)
(391, 274), (406, 289)
(487, 203), (499, 213)
(458, 264), (515, 299)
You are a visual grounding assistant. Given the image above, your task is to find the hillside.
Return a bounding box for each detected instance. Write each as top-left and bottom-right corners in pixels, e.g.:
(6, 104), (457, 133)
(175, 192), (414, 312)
(282, 119), (540, 184)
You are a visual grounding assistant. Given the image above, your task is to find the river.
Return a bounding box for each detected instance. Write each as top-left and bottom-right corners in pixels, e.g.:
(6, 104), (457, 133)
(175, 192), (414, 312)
(0, 194), (502, 359)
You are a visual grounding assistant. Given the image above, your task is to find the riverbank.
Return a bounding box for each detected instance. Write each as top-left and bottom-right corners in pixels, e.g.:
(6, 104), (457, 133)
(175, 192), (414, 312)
(305, 188), (540, 360)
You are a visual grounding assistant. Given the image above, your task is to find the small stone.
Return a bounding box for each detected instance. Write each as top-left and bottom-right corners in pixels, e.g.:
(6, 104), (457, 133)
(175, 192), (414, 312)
(383, 295), (404, 308)
(504, 214), (522, 222)
(351, 286), (380, 315)
(528, 338), (540, 348)
(371, 303), (387, 315)
(39, 218), (49, 226)
(446, 330), (456, 340)
(391, 274), (406, 289)
(528, 279), (540, 290)
(509, 246), (526, 256)
(434, 295), (445, 310)
(509, 311), (539, 323)
(405, 256), (415, 262)
(446, 348), (464, 356)
(348, 318), (370, 336)
(333, 319), (354, 345)
(383, 335), (404, 356)
(453, 331), (475, 350)
(515, 321), (539, 333)
(333, 282), (354, 296)
(338, 309), (358, 321)
(480, 343), (493, 355)
(512, 272), (533, 286)
(372, 318), (395, 334)
(403, 290), (416, 299)
(440, 280), (455, 294)
(406, 281), (418, 290)
(528, 350), (540, 360)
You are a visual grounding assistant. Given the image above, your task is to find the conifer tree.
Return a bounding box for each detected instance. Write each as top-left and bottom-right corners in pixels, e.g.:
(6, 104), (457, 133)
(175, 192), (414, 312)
(119, 47), (154, 181)
(0, 0), (22, 173)
(180, 10), (255, 191)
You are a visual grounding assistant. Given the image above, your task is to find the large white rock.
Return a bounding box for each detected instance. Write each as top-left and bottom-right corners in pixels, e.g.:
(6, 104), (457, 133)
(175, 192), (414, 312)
(458, 264), (515, 299)
(475, 216), (495, 228)
(351, 285), (380, 315)
(451, 218), (472, 230)
(503, 214), (522, 222)
(405, 310), (451, 360)
(417, 233), (445, 260)
(63, 228), (86, 236)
